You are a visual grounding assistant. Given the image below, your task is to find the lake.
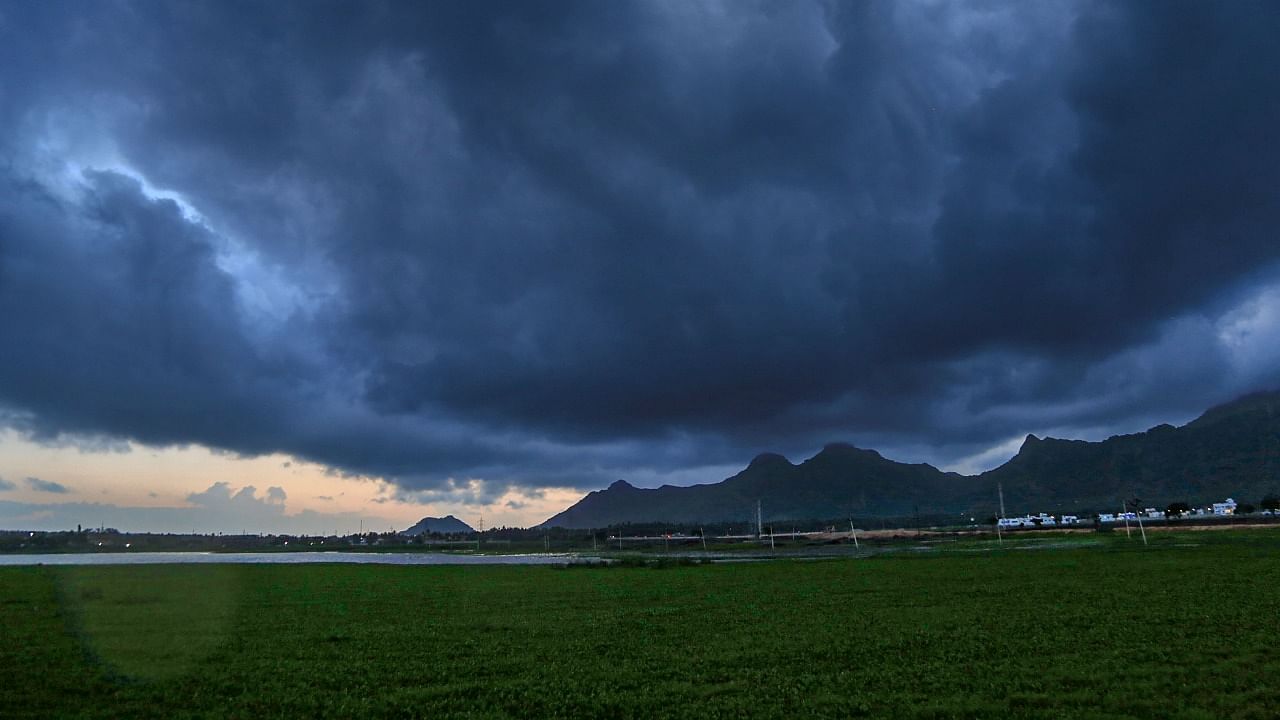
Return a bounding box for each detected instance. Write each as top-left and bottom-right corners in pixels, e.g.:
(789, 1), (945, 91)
(0, 551), (595, 566)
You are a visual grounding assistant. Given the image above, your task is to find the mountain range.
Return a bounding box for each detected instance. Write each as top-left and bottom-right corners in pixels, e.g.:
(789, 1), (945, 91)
(541, 390), (1280, 528)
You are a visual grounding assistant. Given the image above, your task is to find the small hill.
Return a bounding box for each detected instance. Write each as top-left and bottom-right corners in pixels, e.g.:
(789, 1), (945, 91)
(401, 515), (475, 535)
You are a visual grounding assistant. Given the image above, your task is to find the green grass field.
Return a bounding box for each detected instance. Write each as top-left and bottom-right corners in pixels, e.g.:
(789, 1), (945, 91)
(2, 531), (1278, 718)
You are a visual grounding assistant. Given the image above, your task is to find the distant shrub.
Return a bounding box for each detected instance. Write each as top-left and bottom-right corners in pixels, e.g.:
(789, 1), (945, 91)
(577, 555), (704, 570)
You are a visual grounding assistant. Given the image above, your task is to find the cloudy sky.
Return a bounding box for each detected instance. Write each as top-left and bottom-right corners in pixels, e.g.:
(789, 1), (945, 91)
(2, 1), (1279, 532)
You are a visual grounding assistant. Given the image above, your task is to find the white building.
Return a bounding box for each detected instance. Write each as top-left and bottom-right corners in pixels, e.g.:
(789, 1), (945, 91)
(1212, 498), (1237, 515)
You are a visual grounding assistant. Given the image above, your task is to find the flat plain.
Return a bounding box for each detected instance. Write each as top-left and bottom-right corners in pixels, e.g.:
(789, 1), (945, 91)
(2, 531), (1278, 719)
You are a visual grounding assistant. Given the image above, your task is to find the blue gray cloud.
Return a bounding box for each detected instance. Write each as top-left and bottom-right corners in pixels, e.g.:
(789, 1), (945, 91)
(0, 483), (395, 535)
(1, 1), (1279, 499)
(25, 477), (70, 494)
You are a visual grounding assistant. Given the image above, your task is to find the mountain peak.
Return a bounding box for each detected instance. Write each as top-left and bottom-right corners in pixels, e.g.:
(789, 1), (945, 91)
(747, 452), (791, 469)
(1188, 389), (1280, 428)
(607, 479), (636, 490)
(1020, 433), (1041, 449)
(810, 442), (881, 463)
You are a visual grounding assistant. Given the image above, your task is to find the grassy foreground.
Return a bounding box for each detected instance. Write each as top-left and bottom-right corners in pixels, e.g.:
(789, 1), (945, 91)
(2, 532), (1278, 718)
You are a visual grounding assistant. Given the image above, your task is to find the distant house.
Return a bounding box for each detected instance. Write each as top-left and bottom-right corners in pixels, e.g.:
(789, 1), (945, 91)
(1212, 498), (1237, 516)
(995, 513), (1084, 529)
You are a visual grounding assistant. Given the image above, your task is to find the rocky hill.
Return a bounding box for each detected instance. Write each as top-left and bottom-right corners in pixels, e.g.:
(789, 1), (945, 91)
(401, 515), (475, 535)
(541, 444), (964, 528)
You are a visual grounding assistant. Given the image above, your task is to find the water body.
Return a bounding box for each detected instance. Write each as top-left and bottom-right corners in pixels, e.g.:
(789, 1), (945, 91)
(0, 551), (596, 567)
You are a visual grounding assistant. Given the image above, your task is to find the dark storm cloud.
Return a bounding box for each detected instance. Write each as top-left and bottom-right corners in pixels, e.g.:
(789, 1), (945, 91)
(858, 1), (1280, 363)
(2, 1), (1280, 499)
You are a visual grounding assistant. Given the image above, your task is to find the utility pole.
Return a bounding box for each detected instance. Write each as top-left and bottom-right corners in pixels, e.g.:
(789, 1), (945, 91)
(700, 527), (707, 552)
(849, 519), (859, 549)
(1121, 502), (1131, 539)
(1130, 496), (1147, 546)
(756, 500), (763, 539)
(997, 482), (1006, 545)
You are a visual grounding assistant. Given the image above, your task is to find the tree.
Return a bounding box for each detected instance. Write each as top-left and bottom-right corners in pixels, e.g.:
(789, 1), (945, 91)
(1261, 495), (1280, 512)
(1166, 502), (1192, 517)
(1236, 503), (1256, 515)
